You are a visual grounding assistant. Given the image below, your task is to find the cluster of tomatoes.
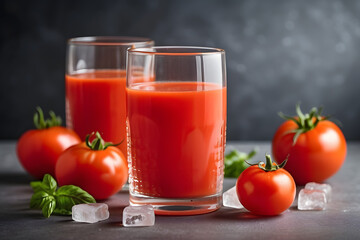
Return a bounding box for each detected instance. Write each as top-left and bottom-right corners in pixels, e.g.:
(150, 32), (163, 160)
(17, 107), (128, 200)
(236, 104), (347, 216)
(17, 105), (347, 216)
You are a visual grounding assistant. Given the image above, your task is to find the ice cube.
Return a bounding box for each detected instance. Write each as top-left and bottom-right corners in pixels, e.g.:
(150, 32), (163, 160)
(123, 205), (155, 227)
(298, 189), (326, 210)
(72, 203), (109, 223)
(223, 186), (243, 209)
(305, 182), (332, 202)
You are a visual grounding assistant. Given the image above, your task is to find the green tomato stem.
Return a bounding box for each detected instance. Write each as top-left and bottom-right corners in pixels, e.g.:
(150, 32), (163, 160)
(258, 154), (288, 172)
(33, 107), (62, 129)
(85, 131), (122, 151)
(264, 154), (273, 170)
(279, 103), (330, 145)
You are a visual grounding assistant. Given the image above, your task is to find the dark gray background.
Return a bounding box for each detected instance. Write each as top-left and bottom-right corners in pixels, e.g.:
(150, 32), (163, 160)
(1, 0), (359, 140)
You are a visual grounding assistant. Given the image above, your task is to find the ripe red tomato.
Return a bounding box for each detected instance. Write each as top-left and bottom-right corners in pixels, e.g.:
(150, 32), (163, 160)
(55, 132), (128, 200)
(17, 108), (81, 179)
(272, 105), (347, 185)
(236, 155), (296, 216)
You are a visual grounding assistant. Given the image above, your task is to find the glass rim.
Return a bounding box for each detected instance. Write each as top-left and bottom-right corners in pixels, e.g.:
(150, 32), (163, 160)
(67, 36), (154, 46)
(128, 46), (225, 56)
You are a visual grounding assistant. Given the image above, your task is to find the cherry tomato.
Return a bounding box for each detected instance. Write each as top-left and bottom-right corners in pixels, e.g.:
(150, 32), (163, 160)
(236, 155), (296, 216)
(55, 132), (128, 200)
(17, 108), (81, 179)
(272, 105), (347, 185)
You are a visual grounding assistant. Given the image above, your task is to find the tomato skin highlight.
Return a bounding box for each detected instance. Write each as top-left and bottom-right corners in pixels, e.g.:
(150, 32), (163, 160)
(236, 165), (296, 216)
(55, 143), (128, 200)
(272, 120), (347, 185)
(16, 127), (81, 179)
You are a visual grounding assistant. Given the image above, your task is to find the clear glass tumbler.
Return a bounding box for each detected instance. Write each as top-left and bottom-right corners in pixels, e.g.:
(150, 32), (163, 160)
(66, 37), (154, 158)
(126, 46), (227, 215)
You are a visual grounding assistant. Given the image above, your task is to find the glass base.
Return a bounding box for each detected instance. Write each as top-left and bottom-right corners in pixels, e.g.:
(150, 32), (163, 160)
(129, 192), (222, 216)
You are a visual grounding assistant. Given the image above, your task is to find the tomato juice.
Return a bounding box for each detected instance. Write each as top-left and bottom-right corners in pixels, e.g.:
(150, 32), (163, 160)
(65, 70), (127, 157)
(127, 82), (226, 198)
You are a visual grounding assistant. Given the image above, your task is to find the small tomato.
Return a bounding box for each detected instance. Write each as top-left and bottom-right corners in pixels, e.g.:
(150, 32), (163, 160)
(272, 104), (347, 185)
(236, 155), (296, 216)
(55, 132), (128, 200)
(17, 107), (81, 179)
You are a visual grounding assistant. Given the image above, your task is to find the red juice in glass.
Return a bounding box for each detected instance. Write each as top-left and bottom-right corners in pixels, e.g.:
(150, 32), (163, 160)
(66, 70), (127, 157)
(127, 82), (226, 198)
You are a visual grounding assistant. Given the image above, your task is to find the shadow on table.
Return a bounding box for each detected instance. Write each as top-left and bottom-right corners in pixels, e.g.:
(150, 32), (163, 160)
(211, 207), (282, 221)
(0, 172), (33, 185)
(102, 204), (127, 227)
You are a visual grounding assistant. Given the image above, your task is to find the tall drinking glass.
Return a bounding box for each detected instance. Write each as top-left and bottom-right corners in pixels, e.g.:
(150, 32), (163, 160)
(66, 37), (154, 158)
(126, 46), (227, 215)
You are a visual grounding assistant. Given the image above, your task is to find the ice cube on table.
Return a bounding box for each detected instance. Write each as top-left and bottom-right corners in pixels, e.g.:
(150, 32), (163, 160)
(123, 205), (155, 227)
(298, 189), (326, 210)
(223, 186), (243, 209)
(72, 203), (109, 223)
(305, 182), (332, 202)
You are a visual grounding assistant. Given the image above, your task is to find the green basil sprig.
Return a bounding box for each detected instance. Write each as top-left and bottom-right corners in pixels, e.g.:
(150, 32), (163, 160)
(224, 149), (257, 178)
(30, 174), (96, 218)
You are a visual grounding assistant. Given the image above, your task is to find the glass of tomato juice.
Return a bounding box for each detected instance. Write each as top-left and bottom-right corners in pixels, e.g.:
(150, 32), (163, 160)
(65, 37), (154, 158)
(126, 46), (227, 215)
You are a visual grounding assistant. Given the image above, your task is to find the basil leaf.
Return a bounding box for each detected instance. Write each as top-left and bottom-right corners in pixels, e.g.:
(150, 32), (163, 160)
(42, 197), (56, 218)
(30, 191), (51, 209)
(224, 149), (257, 178)
(53, 208), (72, 216)
(30, 181), (44, 193)
(42, 174), (57, 193)
(56, 185), (96, 204)
(54, 185), (96, 215)
(29, 175), (96, 218)
(30, 174), (57, 194)
(54, 195), (75, 216)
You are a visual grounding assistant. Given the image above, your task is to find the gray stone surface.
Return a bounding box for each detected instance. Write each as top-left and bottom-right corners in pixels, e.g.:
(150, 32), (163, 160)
(0, 141), (359, 239)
